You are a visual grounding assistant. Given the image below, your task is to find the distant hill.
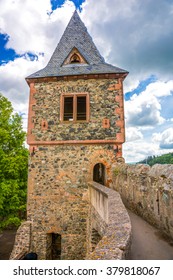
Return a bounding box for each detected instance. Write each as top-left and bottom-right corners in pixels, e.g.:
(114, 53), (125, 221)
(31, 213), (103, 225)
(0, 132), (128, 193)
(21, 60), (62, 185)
(138, 153), (173, 166)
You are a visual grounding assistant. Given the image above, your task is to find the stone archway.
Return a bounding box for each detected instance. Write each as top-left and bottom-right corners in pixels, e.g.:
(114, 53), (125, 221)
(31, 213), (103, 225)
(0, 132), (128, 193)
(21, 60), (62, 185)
(93, 163), (105, 185)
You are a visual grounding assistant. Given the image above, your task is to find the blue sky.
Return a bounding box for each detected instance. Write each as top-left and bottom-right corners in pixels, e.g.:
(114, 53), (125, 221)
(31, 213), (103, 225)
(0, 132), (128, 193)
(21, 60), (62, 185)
(50, 0), (85, 11)
(0, 34), (19, 64)
(0, 0), (173, 162)
(0, 34), (38, 64)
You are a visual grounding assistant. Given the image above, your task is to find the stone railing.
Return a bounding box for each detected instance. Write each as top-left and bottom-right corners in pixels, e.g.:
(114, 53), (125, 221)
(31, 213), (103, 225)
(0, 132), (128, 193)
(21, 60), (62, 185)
(112, 164), (173, 239)
(10, 221), (31, 260)
(86, 181), (131, 259)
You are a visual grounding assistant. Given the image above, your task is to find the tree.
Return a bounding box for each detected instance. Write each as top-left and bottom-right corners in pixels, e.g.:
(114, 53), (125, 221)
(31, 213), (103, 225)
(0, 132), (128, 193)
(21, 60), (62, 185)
(138, 153), (173, 166)
(0, 93), (28, 229)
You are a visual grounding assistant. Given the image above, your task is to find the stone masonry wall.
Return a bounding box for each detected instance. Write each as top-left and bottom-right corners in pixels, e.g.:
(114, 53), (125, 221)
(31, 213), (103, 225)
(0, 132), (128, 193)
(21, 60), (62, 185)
(112, 164), (173, 239)
(10, 221), (31, 260)
(27, 144), (118, 259)
(86, 182), (131, 260)
(29, 78), (123, 142)
(10, 179), (131, 260)
(25, 76), (125, 259)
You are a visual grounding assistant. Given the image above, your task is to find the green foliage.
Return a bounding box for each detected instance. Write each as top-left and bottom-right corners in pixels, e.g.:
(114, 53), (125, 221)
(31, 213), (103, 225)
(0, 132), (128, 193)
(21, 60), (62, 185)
(0, 93), (28, 230)
(1, 217), (21, 229)
(138, 153), (173, 166)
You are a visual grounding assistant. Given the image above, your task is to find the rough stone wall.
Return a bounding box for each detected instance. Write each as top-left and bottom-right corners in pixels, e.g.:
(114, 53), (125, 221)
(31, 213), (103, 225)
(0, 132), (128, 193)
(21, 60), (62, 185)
(27, 145), (117, 259)
(10, 221), (31, 260)
(29, 78), (123, 142)
(86, 182), (131, 260)
(25, 76), (125, 259)
(112, 164), (173, 239)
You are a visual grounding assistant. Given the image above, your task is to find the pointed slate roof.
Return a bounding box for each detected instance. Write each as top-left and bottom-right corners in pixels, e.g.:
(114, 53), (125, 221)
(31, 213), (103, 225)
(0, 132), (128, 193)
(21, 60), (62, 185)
(27, 10), (128, 79)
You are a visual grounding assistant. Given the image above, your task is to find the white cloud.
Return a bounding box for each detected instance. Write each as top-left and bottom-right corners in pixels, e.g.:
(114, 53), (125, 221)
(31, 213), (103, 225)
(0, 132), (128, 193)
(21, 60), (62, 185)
(125, 80), (173, 127)
(152, 128), (173, 149)
(0, 55), (46, 130)
(123, 141), (159, 163)
(0, 0), (75, 56)
(1, 0), (51, 53)
(0, 55), (45, 103)
(124, 77), (140, 95)
(123, 79), (173, 161)
(125, 127), (143, 142)
(125, 94), (164, 127)
(145, 80), (173, 98)
(0, 0), (76, 128)
(82, 0), (173, 84)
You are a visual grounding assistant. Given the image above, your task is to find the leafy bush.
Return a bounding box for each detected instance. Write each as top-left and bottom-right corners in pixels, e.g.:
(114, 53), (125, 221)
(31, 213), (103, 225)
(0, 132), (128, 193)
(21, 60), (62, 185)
(0, 93), (28, 230)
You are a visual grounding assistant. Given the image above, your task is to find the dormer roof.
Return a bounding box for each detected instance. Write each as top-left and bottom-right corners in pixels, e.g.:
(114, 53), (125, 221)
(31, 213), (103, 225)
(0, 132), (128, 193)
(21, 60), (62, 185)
(27, 10), (128, 79)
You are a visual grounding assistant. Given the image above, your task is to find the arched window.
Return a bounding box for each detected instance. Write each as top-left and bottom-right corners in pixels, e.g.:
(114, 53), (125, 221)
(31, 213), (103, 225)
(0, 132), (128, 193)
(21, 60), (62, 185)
(93, 163), (105, 185)
(70, 53), (81, 63)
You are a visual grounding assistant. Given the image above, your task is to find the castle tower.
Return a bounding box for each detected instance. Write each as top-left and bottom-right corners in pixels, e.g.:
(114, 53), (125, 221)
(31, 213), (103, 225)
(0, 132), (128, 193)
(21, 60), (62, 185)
(26, 11), (128, 260)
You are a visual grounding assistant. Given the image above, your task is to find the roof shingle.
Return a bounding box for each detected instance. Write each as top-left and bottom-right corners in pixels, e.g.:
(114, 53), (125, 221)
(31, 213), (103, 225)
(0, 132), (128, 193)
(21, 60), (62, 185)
(27, 10), (128, 79)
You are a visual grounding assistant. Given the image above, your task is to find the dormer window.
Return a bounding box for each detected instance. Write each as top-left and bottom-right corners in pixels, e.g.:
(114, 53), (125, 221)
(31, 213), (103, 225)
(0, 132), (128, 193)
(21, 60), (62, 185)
(70, 53), (81, 64)
(62, 47), (88, 66)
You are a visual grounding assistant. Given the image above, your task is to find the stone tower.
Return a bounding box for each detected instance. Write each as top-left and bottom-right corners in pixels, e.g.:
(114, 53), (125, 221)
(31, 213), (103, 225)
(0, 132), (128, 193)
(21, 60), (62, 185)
(26, 11), (128, 259)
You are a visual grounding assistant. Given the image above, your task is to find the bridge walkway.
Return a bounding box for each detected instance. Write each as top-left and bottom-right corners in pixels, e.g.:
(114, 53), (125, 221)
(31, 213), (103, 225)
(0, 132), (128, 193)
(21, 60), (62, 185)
(128, 209), (173, 260)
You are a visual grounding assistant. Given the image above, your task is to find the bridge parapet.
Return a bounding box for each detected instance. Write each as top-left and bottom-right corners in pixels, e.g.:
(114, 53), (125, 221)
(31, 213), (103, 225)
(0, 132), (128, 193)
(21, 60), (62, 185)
(87, 181), (131, 259)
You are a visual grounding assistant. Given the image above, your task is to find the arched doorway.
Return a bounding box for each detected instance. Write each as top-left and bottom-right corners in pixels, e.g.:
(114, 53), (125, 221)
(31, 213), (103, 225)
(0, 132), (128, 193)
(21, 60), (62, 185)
(50, 233), (61, 260)
(46, 233), (61, 259)
(93, 163), (105, 185)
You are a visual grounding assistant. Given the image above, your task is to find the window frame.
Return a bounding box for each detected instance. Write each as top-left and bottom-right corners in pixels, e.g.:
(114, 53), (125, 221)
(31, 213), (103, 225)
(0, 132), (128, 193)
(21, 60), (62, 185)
(70, 53), (81, 64)
(60, 92), (90, 123)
